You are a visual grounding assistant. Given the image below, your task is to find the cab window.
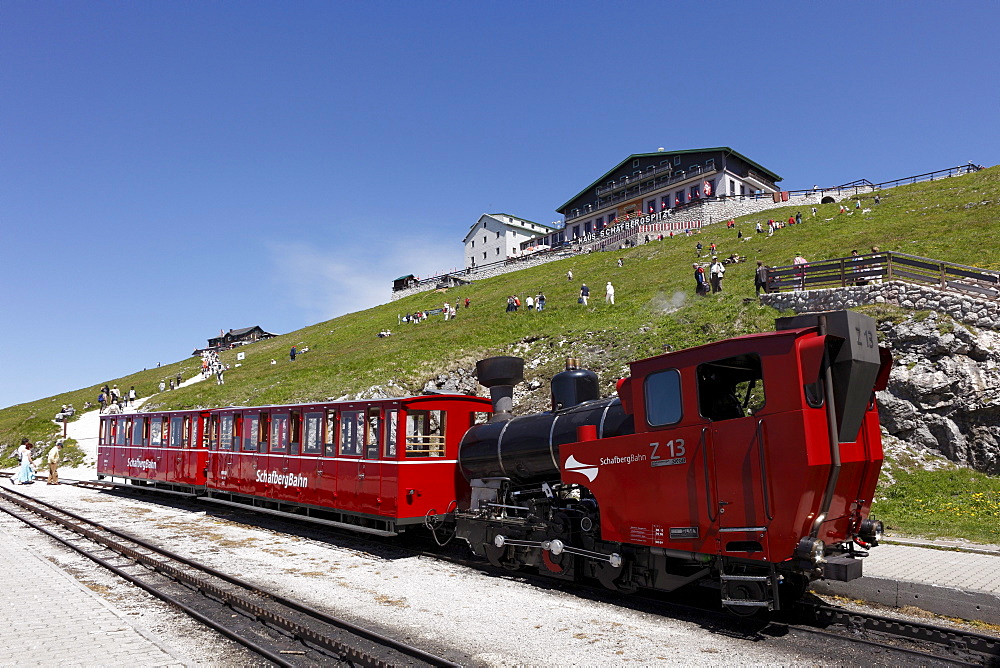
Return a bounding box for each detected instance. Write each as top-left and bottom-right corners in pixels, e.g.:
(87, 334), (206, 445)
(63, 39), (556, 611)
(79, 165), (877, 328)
(340, 410), (364, 456)
(405, 410), (446, 457)
(644, 369), (682, 427)
(697, 353), (766, 421)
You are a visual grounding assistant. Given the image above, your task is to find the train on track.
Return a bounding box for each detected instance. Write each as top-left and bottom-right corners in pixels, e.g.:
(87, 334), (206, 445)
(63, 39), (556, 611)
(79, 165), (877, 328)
(98, 309), (890, 613)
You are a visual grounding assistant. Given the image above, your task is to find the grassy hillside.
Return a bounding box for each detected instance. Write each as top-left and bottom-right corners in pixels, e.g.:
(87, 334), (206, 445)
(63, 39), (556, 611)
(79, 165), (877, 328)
(3, 166), (999, 465)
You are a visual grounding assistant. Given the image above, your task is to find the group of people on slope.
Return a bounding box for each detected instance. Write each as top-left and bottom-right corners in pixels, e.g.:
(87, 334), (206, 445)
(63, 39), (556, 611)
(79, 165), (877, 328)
(98, 384), (137, 414)
(10, 438), (63, 486)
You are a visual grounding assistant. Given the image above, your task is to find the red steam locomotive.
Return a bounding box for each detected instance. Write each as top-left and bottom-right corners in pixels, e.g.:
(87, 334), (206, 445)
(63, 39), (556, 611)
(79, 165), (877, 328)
(98, 309), (889, 612)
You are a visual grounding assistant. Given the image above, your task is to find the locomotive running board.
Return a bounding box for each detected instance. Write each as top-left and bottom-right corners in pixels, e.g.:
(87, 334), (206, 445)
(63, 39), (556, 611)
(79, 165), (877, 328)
(199, 497), (398, 537)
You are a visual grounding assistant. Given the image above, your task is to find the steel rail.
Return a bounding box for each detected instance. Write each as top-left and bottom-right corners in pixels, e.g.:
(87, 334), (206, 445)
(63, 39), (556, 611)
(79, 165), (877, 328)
(0, 487), (459, 668)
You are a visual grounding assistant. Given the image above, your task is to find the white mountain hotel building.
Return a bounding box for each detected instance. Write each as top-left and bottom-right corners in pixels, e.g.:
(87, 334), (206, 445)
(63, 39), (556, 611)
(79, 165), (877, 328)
(463, 213), (560, 270)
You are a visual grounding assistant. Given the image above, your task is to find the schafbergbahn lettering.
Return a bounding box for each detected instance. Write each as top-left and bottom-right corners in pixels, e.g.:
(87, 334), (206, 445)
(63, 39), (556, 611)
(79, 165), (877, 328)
(599, 453), (647, 466)
(256, 470), (309, 488)
(127, 458), (156, 470)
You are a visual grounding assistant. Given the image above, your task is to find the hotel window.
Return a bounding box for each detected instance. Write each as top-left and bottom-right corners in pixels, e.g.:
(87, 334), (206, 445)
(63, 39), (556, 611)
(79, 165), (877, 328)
(483, 235), (487, 244)
(596, 216), (604, 231)
(482, 251), (486, 259)
(689, 164), (699, 172)
(584, 221), (592, 234)
(471, 240), (474, 247)
(633, 159), (639, 167)
(633, 170), (641, 177)
(676, 190), (685, 205)
(496, 248), (500, 255)
(705, 158), (715, 170)
(661, 196), (670, 210)
(674, 156), (681, 165)
(647, 200), (655, 214)
(496, 231), (501, 238)
(730, 179), (736, 196)
(660, 160), (669, 166)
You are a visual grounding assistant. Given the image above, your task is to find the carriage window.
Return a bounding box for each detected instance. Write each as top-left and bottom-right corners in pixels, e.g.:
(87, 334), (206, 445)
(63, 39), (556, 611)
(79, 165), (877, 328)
(471, 412), (490, 426)
(115, 419), (129, 446)
(242, 415), (258, 451)
(131, 417), (145, 446)
(220, 415), (234, 451)
(697, 354), (766, 421)
(258, 413), (270, 449)
(325, 410), (338, 456)
(206, 417), (218, 450)
(384, 410), (398, 457)
(150, 418), (163, 446)
(304, 412), (323, 455)
(405, 410), (446, 457)
(289, 412), (301, 456)
(340, 410), (364, 456)
(270, 414), (289, 453)
(366, 408), (380, 459)
(169, 416), (184, 447)
(645, 369), (682, 426)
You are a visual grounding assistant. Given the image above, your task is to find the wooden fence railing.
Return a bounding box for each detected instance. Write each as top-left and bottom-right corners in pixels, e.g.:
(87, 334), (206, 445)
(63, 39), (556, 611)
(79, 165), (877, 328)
(765, 252), (1000, 300)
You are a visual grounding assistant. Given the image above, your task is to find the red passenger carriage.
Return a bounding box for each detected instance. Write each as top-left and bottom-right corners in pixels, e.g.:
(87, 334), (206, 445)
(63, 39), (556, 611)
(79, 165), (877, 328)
(98, 409), (211, 495)
(201, 394), (493, 535)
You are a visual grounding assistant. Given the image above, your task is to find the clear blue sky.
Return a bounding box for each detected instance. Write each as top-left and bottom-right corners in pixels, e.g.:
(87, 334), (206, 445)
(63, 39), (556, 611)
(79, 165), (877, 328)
(2, 0), (997, 409)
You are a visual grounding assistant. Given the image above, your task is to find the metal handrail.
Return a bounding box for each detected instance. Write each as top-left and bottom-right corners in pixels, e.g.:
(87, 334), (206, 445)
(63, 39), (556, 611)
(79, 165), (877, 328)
(764, 251), (1000, 297)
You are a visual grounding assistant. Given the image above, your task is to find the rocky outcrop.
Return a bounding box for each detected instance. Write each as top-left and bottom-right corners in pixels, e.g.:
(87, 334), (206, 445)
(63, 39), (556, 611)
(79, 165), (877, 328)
(877, 313), (1000, 474)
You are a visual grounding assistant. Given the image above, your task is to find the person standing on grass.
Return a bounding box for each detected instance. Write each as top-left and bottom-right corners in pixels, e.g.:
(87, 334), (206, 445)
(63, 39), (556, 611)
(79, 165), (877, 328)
(290, 346), (297, 361)
(605, 282), (615, 305)
(579, 283), (590, 306)
(128, 386), (137, 407)
(693, 264), (707, 296)
(709, 256), (725, 293)
(754, 261), (769, 296)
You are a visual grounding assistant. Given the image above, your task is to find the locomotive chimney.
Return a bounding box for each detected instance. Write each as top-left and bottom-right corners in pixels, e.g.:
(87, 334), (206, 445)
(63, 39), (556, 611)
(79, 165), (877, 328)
(475, 356), (524, 422)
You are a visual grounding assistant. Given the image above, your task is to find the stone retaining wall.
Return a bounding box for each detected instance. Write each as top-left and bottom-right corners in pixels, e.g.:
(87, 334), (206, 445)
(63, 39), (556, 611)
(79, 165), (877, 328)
(760, 281), (1000, 331)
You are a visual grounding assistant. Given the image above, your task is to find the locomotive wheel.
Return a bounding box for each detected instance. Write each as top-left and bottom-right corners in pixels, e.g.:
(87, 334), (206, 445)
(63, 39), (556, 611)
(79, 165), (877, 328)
(484, 541), (521, 571)
(597, 559), (634, 593)
(724, 581), (767, 617)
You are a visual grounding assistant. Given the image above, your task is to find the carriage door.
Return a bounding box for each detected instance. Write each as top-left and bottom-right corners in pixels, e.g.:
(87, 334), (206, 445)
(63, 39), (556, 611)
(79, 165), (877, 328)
(168, 415), (186, 481)
(268, 413), (290, 500)
(357, 407), (383, 515)
(700, 354), (772, 553)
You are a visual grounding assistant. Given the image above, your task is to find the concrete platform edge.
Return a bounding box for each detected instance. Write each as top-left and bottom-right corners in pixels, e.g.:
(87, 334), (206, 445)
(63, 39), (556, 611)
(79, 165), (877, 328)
(811, 576), (1000, 625)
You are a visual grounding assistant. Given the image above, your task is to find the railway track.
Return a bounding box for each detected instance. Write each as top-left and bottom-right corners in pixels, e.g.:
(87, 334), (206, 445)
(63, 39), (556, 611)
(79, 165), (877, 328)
(0, 484), (460, 668)
(10, 476), (999, 665)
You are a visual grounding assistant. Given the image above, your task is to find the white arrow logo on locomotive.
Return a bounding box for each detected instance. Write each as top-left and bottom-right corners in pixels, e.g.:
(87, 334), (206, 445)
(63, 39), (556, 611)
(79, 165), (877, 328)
(565, 455), (599, 482)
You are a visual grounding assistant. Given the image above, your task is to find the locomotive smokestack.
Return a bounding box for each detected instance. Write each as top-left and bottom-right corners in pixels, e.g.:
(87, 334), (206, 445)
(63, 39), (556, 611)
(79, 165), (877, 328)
(475, 356), (524, 422)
